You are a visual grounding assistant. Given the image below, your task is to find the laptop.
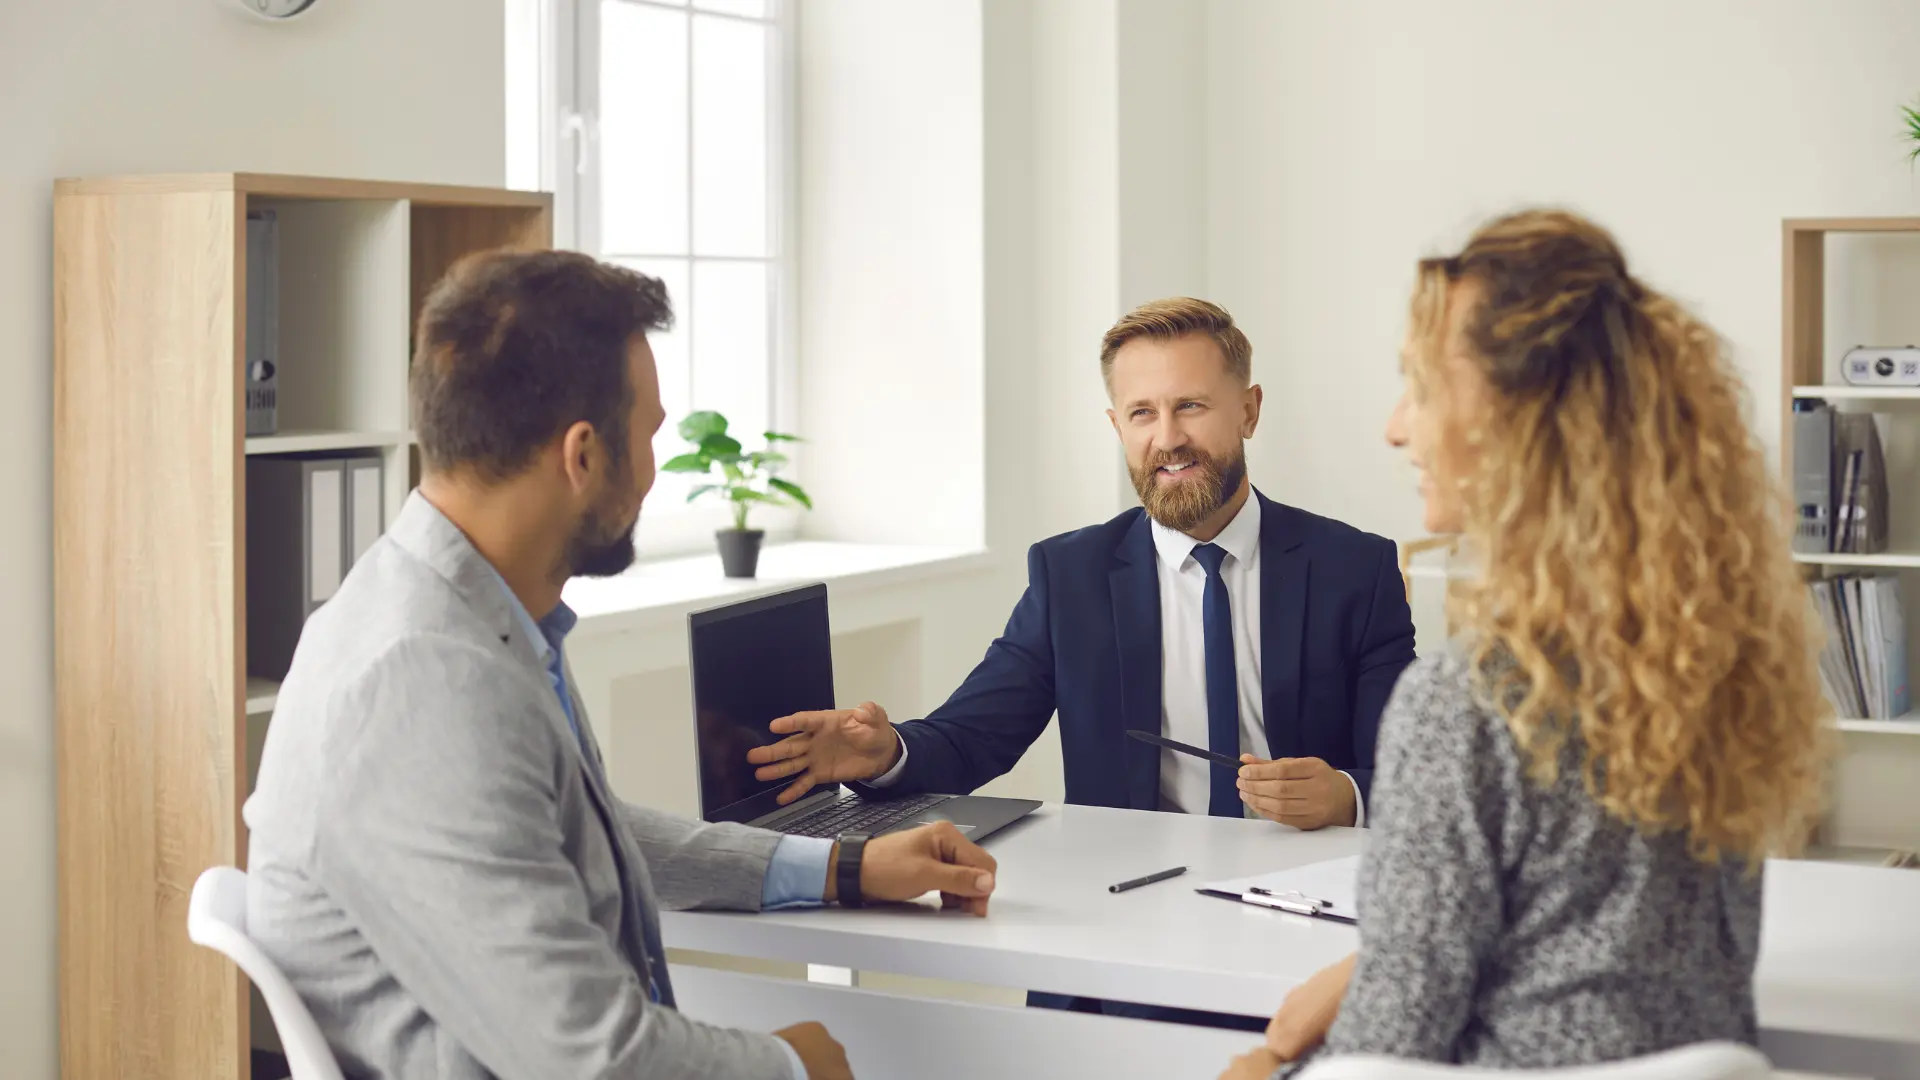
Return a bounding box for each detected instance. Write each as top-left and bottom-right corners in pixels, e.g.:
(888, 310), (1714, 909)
(688, 583), (1040, 841)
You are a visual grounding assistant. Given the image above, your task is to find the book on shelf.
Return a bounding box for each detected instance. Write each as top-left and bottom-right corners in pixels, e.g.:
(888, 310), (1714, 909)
(244, 209), (279, 437)
(1830, 412), (1889, 554)
(1810, 574), (1910, 721)
(1791, 400), (1832, 553)
(245, 453), (388, 682)
(1796, 399), (1894, 555)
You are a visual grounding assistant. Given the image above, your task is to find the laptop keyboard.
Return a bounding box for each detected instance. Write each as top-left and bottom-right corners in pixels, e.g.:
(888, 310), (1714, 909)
(779, 793), (949, 838)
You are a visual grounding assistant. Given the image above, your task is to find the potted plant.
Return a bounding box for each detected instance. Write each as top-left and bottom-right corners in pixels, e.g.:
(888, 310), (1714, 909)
(662, 410), (812, 578)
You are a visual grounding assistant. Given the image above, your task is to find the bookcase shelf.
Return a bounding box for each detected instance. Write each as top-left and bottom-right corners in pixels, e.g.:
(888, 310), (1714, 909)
(1836, 714), (1920, 735)
(244, 429), (414, 455)
(1791, 385), (1920, 401)
(53, 172), (550, 1080)
(1794, 551), (1920, 569)
(245, 677), (280, 715)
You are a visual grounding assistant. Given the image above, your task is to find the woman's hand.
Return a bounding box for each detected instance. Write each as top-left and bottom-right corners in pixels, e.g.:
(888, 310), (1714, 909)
(1218, 1047), (1282, 1080)
(1266, 952), (1357, 1060)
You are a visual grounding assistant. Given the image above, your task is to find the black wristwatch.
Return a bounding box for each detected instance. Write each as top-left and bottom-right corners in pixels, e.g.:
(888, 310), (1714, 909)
(834, 833), (870, 909)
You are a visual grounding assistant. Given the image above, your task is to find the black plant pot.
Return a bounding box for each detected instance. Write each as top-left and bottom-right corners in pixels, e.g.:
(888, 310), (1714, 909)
(715, 529), (766, 579)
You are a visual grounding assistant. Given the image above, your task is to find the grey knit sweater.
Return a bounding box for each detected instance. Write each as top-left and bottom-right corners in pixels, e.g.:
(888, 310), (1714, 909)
(1316, 650), (1762, 1067)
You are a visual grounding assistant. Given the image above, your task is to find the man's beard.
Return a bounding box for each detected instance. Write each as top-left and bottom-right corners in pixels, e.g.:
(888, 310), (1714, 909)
(1129, 445), (1246, 533)
(565, 490), (639, 579)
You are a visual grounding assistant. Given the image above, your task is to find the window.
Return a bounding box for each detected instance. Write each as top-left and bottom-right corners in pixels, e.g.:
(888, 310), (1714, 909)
(507, 0), (796, 553)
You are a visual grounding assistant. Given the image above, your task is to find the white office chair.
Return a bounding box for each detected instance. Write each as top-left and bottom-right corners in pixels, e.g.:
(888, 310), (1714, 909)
(1296, 1043), (1772, 1080)
(187, 867), (346, 1080)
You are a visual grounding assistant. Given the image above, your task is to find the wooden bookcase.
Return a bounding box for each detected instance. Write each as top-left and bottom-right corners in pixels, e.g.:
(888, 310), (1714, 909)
(53, 174), (551, 1080)
(1781, 220), (1920, 724)
(1780, 219), (1920, 862)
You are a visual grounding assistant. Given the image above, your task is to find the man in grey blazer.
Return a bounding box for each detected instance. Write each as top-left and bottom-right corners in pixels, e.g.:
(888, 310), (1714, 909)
(245, 250), (1000, 1080)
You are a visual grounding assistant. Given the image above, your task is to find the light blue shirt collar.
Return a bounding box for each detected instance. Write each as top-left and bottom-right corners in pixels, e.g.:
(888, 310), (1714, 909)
(483, 563), (578, 664)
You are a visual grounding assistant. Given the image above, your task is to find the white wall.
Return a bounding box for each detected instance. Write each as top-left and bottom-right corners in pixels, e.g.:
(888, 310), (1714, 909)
(0, 2), (502, 1076)
(794, 0), (986, 549)
(1206, 0), (1920, 542)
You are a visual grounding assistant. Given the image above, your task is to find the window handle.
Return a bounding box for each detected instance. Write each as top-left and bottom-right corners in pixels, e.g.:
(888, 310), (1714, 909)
(562, 110), (594, 177)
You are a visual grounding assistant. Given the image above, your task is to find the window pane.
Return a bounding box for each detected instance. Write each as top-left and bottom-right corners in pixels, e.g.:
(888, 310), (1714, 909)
(616, 258), (693, 491)
(695, 0), (769, 17)
(690, 260), (771, 445)
(691, 15), (769, 257)
(601, 2), (688, 256)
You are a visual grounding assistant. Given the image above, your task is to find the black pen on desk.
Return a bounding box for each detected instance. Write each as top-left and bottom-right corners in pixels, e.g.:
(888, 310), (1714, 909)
(1109, 865), (1187, 894)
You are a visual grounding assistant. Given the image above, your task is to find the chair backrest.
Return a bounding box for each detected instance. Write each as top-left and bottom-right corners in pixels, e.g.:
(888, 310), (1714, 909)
(187, 867), (346, 1080)
(1297, 1042), (1772, 1080)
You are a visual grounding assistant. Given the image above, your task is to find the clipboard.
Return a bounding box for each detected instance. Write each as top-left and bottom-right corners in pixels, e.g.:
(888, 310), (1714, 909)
(1195, 855), (1361, 925)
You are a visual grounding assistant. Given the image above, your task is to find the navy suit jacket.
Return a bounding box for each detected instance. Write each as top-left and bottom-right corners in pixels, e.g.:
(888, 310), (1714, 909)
(864, 491), (1417, 811)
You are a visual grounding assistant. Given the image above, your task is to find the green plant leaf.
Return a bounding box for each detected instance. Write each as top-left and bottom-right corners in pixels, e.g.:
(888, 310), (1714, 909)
(679, 410), (729, 444)
(698, 433), (744, 458)
(685, 483), (722, 503)
(728, 487), (772, 503)
(661, 453), (711, 474)
(747, 450), (790, 470)
(763, 431), (803, 443)
(767, 477), (813, 509)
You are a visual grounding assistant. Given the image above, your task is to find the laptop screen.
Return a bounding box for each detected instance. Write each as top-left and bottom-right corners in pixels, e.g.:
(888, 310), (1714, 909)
(688, 583), (837, 824)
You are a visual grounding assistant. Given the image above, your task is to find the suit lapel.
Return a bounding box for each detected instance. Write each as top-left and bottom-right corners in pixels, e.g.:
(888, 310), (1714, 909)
(559, 657), (669, 993)
(1109, 513), (1163, 811)
(1258, 492), (1310, 761)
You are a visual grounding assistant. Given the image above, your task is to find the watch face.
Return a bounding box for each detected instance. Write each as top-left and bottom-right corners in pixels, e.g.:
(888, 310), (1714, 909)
(245, 0), (319, 17)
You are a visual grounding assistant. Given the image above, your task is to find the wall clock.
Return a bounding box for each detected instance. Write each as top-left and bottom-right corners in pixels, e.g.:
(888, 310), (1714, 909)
(233, 0), (321, 18)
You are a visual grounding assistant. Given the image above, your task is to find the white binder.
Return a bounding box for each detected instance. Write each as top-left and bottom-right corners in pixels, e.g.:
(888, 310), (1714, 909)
(346, 458), (384, 565)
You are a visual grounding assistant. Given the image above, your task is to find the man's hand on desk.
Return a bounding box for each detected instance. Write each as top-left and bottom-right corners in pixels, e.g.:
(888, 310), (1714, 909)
(824, 821), (998, 916)
(1237, 755), (1356, 830)
(750, 702), (901, 805)
(774, 1022), (853, 1080)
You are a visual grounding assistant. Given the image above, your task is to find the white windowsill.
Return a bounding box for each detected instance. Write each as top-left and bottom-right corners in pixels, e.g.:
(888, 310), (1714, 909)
(564, 541), (994, 637)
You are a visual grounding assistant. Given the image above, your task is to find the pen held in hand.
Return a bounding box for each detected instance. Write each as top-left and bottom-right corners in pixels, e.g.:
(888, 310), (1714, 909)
(1126, 729), (1243, 770)
(1108, 865), (1188, 893)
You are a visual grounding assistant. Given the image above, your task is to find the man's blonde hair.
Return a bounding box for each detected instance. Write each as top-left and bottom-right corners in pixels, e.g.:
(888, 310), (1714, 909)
(1099, 297), (1253, 388)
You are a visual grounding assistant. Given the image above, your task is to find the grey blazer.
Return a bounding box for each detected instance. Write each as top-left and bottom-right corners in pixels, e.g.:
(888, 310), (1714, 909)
(244, 493), (795, 1080)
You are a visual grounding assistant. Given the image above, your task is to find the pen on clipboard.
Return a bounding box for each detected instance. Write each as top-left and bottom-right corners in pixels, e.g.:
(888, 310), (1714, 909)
(1126, 729), (1242, 770)
(1247, 887), (1333, 916)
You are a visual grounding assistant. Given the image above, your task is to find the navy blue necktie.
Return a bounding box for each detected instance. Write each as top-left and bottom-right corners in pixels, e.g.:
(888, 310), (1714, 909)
(1189, 543), (1243, 817)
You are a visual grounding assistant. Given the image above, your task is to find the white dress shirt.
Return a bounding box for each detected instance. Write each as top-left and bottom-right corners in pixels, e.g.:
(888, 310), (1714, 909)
(873, 494), (1362, 825)
(1150, 496), (1363, 823)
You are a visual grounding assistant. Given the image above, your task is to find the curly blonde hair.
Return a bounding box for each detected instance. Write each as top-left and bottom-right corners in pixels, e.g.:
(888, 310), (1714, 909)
(1407, 209), (1832, 865)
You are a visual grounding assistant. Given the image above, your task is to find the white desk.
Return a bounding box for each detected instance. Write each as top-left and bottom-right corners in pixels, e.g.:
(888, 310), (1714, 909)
(666, 803), (1920, 1076)
(672, 964), (1256, 1080)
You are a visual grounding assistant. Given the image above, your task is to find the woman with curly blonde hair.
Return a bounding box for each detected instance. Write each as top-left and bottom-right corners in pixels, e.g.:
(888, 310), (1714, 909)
(1220, 209), (1831, 1079)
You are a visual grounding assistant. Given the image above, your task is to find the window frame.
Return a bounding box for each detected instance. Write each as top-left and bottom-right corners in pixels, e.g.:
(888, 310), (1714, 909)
(510, 0), (802, 556)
